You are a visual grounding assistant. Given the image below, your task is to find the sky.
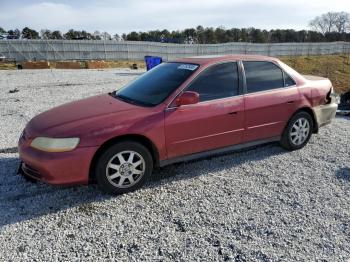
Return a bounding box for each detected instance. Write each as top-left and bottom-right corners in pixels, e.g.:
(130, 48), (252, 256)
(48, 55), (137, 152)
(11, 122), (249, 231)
(0, 0), (349, 35)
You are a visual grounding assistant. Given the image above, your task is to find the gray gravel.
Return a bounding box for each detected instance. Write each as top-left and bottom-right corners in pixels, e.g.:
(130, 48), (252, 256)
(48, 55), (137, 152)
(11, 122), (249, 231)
(0, 69), (349, 261)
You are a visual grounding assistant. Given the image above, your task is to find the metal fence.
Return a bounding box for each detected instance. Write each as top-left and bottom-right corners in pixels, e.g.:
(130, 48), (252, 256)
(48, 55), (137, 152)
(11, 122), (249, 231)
(0, 40), (349, 62)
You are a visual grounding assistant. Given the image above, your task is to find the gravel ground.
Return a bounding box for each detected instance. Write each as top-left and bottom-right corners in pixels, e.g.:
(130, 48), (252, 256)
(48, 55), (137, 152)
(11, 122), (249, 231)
(0, 69), (349, 261)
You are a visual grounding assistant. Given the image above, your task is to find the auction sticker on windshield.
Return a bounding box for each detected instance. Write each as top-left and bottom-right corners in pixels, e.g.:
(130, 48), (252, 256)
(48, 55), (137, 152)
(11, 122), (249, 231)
(177, 64), (198, 70)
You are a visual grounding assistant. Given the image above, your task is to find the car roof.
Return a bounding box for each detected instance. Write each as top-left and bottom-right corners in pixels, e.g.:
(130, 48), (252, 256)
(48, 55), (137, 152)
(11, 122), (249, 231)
(172, 54), (279, 66)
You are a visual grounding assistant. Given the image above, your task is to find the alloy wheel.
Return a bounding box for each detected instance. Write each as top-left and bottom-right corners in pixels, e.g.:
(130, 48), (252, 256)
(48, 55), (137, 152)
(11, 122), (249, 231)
(290, 117), (310, 146)
(105, 150), (146, 188)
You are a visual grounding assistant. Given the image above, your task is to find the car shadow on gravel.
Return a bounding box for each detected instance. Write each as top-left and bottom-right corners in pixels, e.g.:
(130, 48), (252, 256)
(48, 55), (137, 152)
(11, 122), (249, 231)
(150, 142), (286, 185)
(0, 142), (286, 227)
(0, 155), (113, 228)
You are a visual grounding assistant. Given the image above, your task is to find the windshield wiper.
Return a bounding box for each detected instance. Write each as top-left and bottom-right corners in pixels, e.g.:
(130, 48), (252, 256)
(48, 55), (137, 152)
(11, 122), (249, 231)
(113, 93), (154, 107)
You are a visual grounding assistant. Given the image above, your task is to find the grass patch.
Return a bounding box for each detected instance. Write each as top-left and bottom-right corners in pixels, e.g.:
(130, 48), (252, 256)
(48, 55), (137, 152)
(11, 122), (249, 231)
(105, 60), (146, 69)
(280, 55), (350, 93)
(0, 63), (16, 70)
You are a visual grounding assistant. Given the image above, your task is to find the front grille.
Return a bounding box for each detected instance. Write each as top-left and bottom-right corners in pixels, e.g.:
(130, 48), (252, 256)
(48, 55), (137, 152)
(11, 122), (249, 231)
(22, 163), (41, 179)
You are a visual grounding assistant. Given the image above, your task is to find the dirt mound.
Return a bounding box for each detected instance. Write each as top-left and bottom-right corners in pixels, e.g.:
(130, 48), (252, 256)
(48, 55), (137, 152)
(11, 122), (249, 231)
(55, 61), (82, 69)
(22, 61), (50, 69)
(86, 60), (108, 69)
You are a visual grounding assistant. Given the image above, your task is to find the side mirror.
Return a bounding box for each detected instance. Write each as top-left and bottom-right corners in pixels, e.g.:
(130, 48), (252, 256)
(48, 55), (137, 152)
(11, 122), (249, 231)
(174, 91), (199, 106)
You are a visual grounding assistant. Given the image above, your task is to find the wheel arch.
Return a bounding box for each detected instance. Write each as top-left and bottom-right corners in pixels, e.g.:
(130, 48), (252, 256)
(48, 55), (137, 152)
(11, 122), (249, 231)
(89, 134), (160, 182)
(292, 107), (318, 133)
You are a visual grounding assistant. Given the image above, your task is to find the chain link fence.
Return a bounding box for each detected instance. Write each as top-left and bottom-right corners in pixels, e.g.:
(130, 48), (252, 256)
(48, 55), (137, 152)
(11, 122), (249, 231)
(0, 40), (349, 62)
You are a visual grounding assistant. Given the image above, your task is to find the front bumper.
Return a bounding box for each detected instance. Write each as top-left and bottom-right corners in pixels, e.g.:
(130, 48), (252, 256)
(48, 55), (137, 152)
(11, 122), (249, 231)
(18, 141), (98, 185)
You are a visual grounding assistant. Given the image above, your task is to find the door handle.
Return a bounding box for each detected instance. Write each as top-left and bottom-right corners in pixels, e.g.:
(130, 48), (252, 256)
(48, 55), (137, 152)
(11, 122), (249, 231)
(228, 111), (238, 115)
(286, 101), (295, 104)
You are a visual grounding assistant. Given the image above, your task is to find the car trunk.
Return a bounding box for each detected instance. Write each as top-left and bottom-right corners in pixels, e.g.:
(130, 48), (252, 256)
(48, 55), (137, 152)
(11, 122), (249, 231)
(302, 75), (328, 81)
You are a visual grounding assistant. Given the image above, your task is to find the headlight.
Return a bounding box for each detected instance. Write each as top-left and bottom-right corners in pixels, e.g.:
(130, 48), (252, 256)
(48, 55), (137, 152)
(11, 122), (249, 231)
(30, 137), (80, 152)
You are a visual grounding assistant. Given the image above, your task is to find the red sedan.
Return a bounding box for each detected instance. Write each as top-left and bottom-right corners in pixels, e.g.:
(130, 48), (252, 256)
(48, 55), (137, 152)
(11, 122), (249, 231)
(18, 55), (337, 194)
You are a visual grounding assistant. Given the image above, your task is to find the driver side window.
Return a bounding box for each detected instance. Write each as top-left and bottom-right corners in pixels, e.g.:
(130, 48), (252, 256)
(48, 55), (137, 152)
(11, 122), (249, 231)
(186, 62), (239, 102)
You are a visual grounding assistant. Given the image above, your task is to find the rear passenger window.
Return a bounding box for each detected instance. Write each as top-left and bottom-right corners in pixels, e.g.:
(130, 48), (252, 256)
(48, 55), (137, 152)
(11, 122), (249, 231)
(243, 61), (284, 93)
(187, 62), (239, 102)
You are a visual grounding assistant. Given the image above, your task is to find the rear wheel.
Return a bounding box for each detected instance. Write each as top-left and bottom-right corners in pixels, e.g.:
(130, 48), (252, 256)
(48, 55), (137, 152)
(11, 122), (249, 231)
(280, 111), (313, 150)
(95, 141), (153, 194)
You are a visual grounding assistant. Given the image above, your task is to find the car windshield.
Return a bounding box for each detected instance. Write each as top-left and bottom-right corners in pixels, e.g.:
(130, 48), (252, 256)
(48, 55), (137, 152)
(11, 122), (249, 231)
(113, 62), (199, 106)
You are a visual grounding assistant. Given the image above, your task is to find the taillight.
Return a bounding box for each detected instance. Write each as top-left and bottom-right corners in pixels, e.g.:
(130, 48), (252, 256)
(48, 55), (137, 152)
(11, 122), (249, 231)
(325, 86), (339, 104)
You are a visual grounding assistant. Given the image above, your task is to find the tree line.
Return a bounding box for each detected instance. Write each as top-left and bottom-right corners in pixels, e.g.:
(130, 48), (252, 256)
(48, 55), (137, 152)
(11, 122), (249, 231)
(0, 27), (115, 40)
(1, 11), (349, 43)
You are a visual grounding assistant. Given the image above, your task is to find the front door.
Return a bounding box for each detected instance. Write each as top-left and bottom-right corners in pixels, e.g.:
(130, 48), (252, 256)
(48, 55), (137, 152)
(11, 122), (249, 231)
(164, 62), (245, 159)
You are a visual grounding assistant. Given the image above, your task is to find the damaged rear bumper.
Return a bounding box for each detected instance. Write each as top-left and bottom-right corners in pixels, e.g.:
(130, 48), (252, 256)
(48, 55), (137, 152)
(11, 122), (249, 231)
(313, 99), (338, 128)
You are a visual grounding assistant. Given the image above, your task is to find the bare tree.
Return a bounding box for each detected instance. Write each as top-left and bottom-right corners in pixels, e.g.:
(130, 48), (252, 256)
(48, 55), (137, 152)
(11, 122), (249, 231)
(334, 12), (350, 33)
(309, 16), (328, 34)
(93, 30), (101, 40)
(114, 33), (121, 41)
(309, 11), (350, 34)
(325, 12), (338, 32)
(101, 32), (112, 40)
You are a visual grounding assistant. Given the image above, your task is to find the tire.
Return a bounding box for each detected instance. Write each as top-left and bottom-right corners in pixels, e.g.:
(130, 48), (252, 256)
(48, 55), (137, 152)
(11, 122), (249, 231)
(95, 141), (153, 194)
(280, 111), (313, 151)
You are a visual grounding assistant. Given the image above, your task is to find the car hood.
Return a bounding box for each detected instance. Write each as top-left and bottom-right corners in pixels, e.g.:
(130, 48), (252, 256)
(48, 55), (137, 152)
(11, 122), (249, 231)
(27, 94), (140, 136)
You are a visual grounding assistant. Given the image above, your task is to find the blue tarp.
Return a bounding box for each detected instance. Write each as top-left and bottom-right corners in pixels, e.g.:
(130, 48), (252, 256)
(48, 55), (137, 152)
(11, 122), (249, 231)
(144, 56), (162, 71)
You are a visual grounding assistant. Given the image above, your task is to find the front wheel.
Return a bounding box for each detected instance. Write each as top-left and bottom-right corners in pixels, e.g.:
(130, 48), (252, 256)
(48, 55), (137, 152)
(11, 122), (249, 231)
(280, 111), (313, 150)
(95, 141), (153, 194)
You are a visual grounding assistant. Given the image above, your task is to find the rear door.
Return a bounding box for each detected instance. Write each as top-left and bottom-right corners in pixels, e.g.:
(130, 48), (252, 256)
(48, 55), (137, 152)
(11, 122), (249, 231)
(242, 61), (300, 142)
(164, 62), (245, 159)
